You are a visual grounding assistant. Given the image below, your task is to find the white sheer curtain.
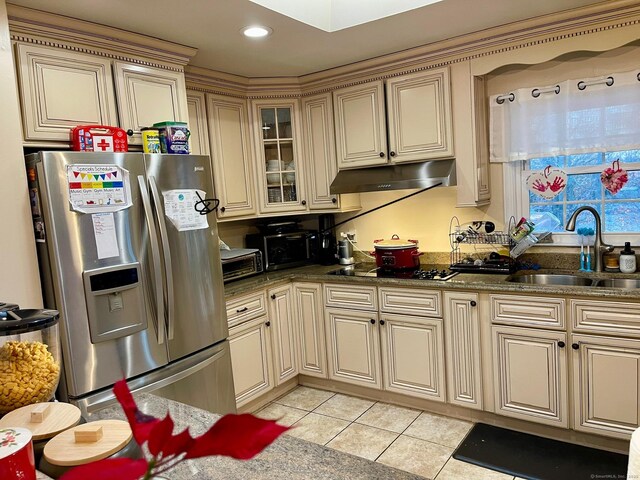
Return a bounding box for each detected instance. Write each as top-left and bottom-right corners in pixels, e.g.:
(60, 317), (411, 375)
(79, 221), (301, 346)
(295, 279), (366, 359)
(490, 70), (640, 162)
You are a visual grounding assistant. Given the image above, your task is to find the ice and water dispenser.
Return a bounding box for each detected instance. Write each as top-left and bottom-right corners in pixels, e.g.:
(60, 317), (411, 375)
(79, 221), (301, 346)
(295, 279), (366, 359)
(82, 263), (147, 343)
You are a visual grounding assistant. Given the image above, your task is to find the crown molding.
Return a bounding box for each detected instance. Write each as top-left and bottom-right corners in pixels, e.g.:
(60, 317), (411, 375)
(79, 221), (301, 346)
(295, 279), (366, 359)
(7, 4), (197, 70)
(185, 0), (640, 97)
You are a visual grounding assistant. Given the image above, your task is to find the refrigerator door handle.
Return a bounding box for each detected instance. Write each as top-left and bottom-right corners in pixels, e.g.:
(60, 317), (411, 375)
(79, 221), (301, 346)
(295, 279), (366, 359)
(138, 175), (165, 345)
(149, 175), (175, 340)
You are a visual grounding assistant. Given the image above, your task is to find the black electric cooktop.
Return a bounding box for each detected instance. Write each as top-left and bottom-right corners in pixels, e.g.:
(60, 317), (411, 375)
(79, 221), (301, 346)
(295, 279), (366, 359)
(327, 264), (459, 280)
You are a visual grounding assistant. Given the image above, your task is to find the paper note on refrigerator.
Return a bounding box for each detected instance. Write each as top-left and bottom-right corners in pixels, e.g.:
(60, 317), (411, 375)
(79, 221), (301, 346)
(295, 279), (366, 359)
(67, 164), (132, 213)
(162, 189), (209, 232)
(92, 212), (120, 259)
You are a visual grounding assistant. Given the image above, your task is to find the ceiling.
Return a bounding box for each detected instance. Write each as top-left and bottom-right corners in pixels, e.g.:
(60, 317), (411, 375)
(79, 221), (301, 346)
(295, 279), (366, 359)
(8, 0), (609, 77)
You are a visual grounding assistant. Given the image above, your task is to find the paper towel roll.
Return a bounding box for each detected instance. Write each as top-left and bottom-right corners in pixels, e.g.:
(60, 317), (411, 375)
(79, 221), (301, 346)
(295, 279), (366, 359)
(627, 427), (640, 479)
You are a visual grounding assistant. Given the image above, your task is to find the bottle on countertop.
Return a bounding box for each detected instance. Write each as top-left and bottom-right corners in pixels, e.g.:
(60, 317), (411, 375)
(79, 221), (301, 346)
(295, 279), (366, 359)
(620, 242), (636, 273)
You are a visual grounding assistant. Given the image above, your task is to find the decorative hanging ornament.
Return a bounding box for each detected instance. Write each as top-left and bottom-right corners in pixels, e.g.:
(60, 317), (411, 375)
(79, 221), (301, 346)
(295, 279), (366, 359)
(526, 165), (568, 199)
(601, 159), (628, 195)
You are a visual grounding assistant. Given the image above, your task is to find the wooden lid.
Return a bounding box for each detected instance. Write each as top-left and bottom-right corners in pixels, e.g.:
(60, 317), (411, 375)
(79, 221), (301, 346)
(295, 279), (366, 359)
(43, 419), (132, 466)
(0, 402), (81, 441)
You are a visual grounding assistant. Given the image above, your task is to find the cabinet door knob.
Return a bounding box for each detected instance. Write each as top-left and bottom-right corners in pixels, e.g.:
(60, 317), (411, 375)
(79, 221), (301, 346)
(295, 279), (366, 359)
(370, 319), (376, 324)
(379, 152), (385, 158)
(558, 341), (565, 348)
(470, 300), (477, 307)
(265, 321), (271, 327)
(389, 151), (396, 157)
(271, 294), (276, 300)
(220, 207), (226, 213)
(572, 343), (580, 350)
(301, 200), (307, 206)
(126, 129), (134, 137)
(379, 320), (385, 325)
(331, 197), (337, 204)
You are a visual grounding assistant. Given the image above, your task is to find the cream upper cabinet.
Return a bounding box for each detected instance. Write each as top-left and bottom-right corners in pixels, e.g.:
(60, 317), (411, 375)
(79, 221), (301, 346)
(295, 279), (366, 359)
(451, 61), (490, 207)
(572, 334), (640, 439)
(385, 69), (454, 163)
(229, 315), (273, 408)
(293, 282), (327, 378)
(250, 98), (307, 213)
(333, 67), (453, 169)
(333, 80), (388, 169)
(267, 284), (299, 386)
(379, 313), (445, 401)
(301, 93), (340, 210)
(207, 94), (257, 219)
(325, 307), (382, 389)
(186, 90), (209, 155)
(444, 292), (483, 410)
(15, 43), (118, 142)
(113, 61), (188, 145)
(492, 325), (568, 428)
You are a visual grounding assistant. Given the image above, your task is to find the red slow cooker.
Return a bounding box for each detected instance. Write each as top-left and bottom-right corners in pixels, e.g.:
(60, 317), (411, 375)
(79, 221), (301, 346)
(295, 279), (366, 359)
(371, 235), (423, 270)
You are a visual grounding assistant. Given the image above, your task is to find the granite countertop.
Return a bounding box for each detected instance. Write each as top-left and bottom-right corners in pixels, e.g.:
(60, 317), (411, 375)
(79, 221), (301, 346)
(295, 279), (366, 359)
(82, 394), (423, 480)
(224, 262), (640, 300)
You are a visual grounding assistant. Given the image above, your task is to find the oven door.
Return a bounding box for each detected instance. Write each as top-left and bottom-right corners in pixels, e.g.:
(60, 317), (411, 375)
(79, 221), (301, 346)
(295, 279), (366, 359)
(264, 232), (312, 270)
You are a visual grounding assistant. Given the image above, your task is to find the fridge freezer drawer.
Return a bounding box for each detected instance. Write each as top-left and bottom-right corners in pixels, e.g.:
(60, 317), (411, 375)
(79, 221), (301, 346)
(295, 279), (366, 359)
(82, 263), (147, 343)
(74, 340), (236, 416)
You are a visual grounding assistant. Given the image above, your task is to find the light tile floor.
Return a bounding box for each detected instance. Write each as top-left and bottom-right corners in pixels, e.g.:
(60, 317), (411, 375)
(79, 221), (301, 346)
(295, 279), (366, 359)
(255, 386), (520, 480)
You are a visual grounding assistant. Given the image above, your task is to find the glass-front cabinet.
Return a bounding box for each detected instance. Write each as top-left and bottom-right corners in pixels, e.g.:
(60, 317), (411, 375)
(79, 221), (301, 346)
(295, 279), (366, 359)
(250, 99), (307, 213)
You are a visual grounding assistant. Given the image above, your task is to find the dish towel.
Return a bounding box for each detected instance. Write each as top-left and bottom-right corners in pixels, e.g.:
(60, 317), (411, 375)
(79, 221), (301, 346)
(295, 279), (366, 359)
(628, 427), (640, 478)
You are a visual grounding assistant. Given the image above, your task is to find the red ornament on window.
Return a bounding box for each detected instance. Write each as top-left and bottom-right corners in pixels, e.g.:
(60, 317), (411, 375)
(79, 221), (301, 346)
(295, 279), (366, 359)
(601, 159), (628, 195)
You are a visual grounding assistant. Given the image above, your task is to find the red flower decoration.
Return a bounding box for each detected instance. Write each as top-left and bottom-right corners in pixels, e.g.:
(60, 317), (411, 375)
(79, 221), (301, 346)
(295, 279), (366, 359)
(60, 380), (289, 480)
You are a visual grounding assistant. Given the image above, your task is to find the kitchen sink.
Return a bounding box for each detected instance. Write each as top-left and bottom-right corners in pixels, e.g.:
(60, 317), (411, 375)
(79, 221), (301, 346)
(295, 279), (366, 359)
(594, 278), (640, 289)
(506, 274), (595, 286)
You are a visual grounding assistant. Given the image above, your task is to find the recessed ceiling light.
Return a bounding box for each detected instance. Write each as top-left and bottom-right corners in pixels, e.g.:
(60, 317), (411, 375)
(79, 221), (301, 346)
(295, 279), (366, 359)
(242, 26), (272, 38)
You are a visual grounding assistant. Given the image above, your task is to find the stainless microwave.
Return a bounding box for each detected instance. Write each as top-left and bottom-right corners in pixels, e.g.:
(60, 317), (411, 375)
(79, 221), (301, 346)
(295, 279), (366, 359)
(220, 248), (263, 283)
(246, 230), (318, 271)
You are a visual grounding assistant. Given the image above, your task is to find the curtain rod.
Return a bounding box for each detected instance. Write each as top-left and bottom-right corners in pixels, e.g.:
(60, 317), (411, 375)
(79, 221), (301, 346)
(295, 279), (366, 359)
(496, 74), (619, 104)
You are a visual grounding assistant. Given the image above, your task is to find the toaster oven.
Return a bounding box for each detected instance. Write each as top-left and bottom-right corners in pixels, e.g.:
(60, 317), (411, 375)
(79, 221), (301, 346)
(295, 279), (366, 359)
(220, 248), (263, 283)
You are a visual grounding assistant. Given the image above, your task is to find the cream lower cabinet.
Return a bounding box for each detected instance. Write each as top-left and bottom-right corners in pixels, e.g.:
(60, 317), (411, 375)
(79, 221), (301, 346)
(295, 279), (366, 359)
(293, 282), (327, 378)
(229, 315), (273, 408)
(113, 61), (188, 145)
(492, 325), (569, 428)
(444, 292), (482, 410)
(572, 334), (640, 439)
(324, 285), (445, 401)
(207, 94), (257, 219)
(325, 307), (382, 388)
(15, 43), (118, 142)
(379, 313), (445, 401)
(267, 284), (299, 385)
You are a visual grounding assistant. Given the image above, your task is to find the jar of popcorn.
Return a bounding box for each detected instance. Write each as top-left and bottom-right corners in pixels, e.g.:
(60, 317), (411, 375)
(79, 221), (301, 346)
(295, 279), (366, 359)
(0, 309), (61, 415)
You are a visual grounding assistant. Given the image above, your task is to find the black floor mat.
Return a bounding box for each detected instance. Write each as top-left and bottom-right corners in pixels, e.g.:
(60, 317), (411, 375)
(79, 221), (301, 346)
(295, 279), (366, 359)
(453, 423), (628, 480)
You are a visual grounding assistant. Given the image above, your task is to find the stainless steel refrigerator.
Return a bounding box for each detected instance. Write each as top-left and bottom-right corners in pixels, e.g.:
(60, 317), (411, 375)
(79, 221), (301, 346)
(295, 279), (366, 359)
(26, 151), (236, 417)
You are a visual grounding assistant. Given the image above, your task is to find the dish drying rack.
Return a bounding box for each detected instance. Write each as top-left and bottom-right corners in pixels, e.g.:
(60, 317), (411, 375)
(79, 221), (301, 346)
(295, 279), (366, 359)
(448, 216), (554, 274)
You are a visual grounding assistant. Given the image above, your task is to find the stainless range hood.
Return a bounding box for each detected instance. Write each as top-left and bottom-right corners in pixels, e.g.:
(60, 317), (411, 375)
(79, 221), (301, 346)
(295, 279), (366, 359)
(329, 159), (456, 194)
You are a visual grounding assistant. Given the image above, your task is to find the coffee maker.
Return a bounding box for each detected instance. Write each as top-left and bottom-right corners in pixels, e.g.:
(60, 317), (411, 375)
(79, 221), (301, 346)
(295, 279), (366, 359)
(318, 214), (337, 265)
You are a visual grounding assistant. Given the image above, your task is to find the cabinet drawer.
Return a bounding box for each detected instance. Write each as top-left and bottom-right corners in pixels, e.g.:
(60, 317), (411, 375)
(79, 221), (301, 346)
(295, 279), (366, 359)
(324, 284), (377, 311)
(571, 299), (640, 336)
(226, 291), (267, 328)
(491, 294), (565, 329)
(379, 287), (441, 317)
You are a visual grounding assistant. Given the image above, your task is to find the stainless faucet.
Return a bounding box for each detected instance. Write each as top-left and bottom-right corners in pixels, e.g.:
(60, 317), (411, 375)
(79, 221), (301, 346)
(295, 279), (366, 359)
(565, 206), (614, 272)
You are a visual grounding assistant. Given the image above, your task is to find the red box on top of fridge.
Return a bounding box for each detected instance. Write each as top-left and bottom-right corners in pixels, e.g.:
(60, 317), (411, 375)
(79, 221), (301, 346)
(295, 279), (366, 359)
(71, 125), (128, 152)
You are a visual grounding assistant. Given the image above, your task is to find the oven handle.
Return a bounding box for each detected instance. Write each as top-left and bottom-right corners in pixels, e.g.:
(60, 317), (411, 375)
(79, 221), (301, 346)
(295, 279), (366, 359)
(137, 175), (165, 345)
(149, 175), (175, 341)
